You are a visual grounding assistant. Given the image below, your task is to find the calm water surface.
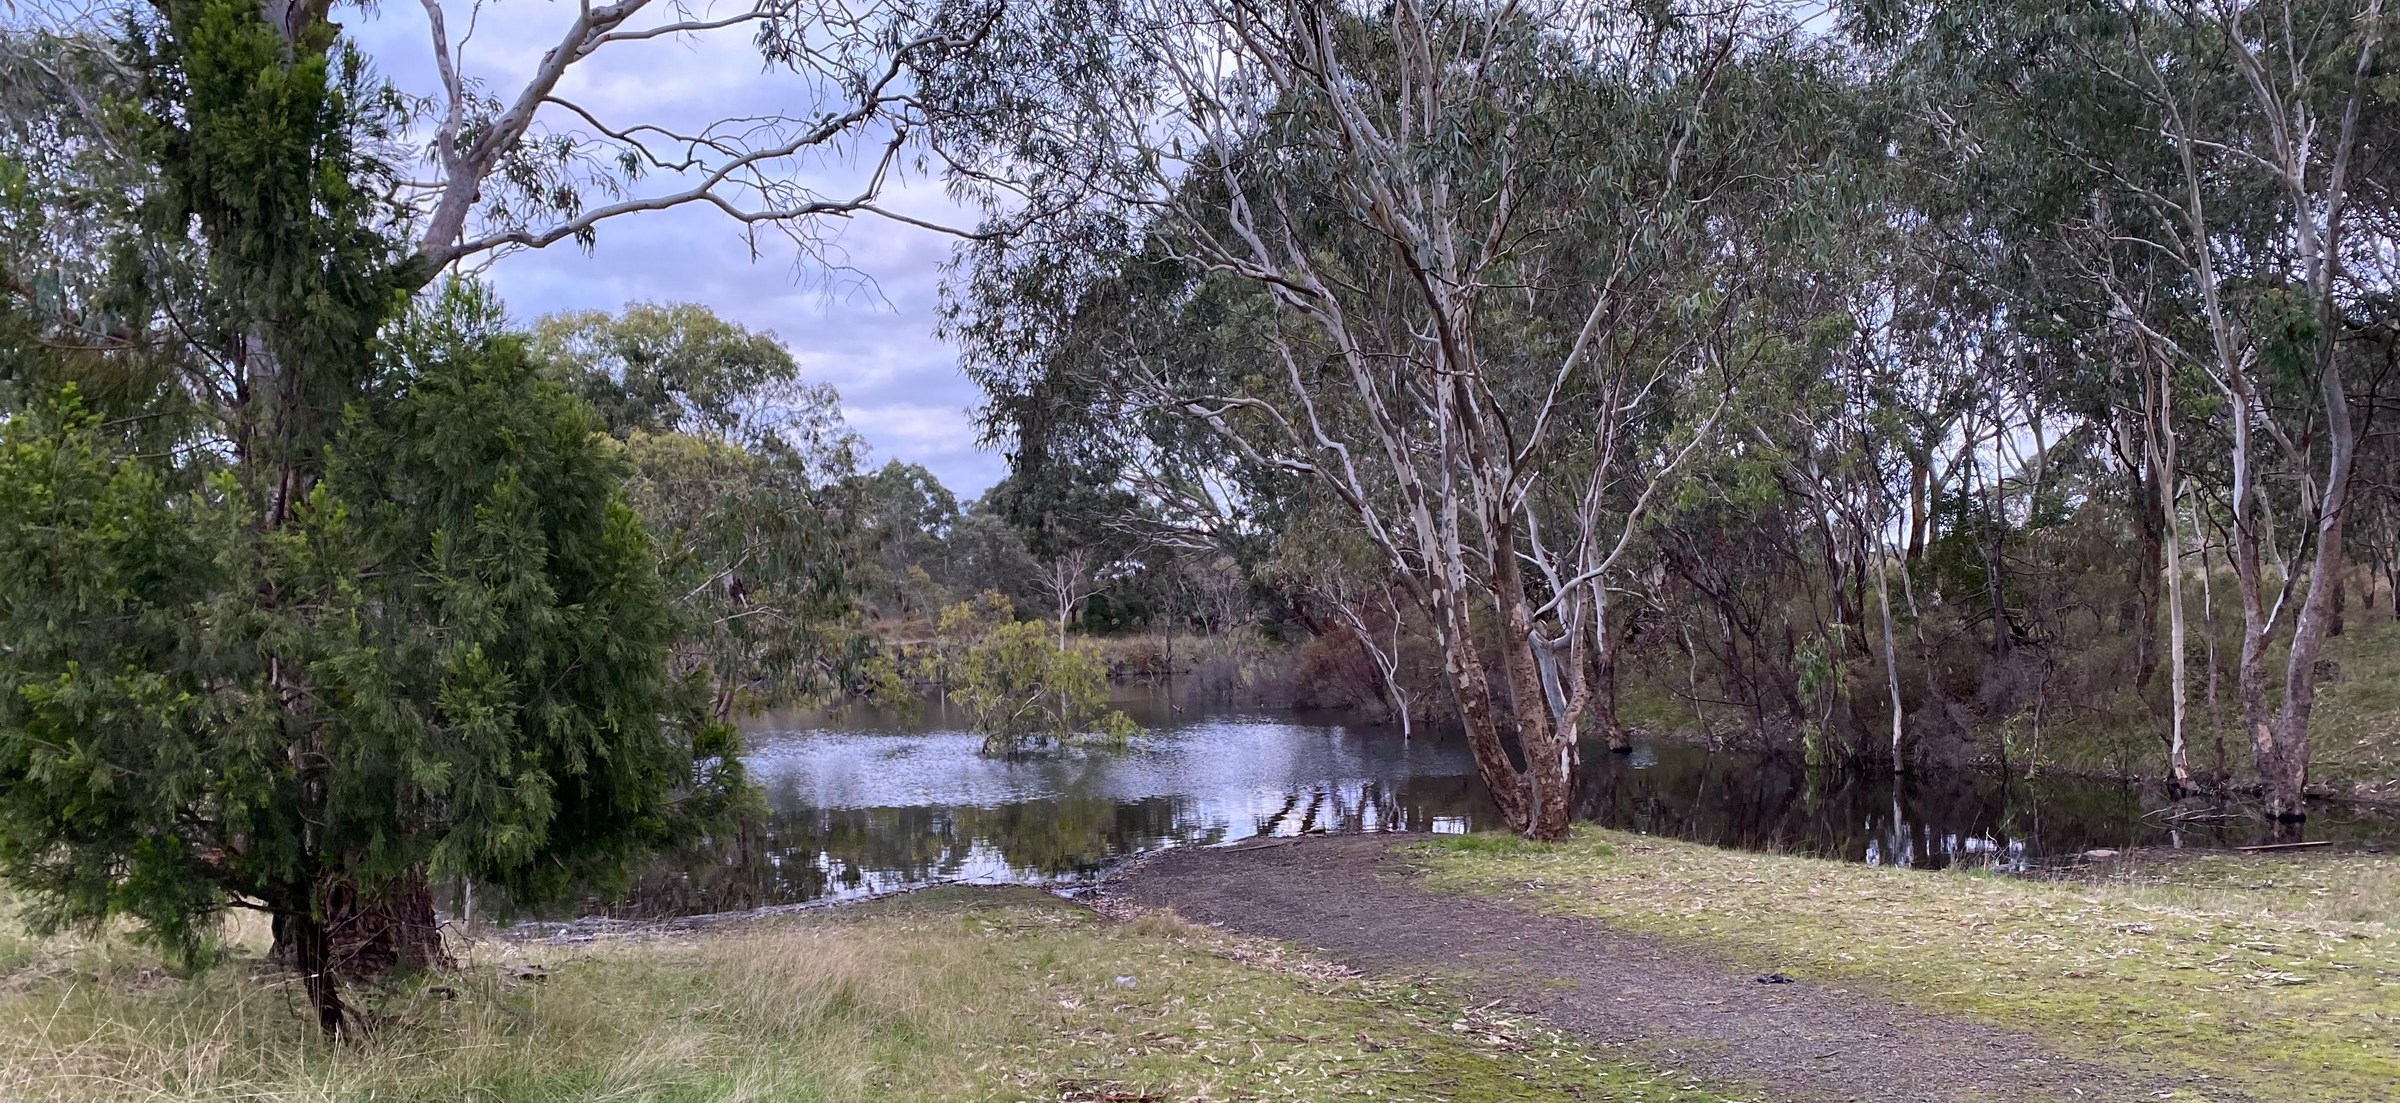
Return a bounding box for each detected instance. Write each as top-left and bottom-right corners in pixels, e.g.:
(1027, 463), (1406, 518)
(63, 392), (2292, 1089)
(588, 689), (2400, 919)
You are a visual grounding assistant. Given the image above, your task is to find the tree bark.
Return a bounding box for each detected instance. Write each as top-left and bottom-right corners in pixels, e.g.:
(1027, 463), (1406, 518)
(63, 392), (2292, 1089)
(1873, 550), (1906, 773)
(1430, 586), (1529, 832)
(284, 908), (347, 1039)
(1491, 520), (1576, 841)
(2144, 355), (2192, 789)
(271, 869), (450, 981)
(1591, 595), (1631, 754)
(2270, 396), (2357, 821)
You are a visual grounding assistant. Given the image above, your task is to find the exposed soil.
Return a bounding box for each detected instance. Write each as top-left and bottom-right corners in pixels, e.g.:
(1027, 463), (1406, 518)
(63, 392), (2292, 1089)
(1105, 834), (2234, 1103)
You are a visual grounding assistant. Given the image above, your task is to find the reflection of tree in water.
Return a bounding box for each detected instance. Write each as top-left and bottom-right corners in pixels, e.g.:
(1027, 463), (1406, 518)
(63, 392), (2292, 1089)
(581, 774), (1507, 918)
(535, 735), (2386, 921)
(1568, 743), (2218, 870)
(958, 795), (1206, 875)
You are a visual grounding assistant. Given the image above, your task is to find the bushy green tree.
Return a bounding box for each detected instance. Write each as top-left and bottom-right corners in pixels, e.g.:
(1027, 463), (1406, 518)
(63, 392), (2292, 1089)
(922, 594), (1134, 753)
(0, 283), (720, 1035)
(0, 2), (735, 1037)
(534, 303), (888, 715)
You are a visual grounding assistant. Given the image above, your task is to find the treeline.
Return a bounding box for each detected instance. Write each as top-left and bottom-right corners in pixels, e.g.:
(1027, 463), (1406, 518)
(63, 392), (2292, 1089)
(937, 0), (2400, 834)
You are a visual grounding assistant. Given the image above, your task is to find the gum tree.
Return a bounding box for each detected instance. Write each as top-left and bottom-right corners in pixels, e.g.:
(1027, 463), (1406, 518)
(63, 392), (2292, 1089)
(946, 0), (1851, 837)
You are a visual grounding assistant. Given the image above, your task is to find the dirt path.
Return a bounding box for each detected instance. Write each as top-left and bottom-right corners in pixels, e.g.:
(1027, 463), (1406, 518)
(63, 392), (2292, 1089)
(1105, 834), (2220, 1103)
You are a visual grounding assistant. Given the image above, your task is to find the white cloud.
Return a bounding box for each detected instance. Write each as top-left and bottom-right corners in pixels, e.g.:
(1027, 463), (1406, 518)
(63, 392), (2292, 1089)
(348, 0), (1005, 496)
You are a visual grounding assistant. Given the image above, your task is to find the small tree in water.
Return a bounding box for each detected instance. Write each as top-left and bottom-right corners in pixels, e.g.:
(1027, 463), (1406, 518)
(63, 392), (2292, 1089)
(928, 594), (1134, 754)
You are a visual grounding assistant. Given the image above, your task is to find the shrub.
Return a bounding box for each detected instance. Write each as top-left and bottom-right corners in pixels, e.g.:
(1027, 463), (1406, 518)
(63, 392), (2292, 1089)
(925, 596), (1136, 754)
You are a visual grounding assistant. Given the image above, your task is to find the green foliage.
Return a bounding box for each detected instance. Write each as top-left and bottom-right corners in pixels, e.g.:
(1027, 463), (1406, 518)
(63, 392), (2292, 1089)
(923, 595), (1135, 754)
(844, 460), (966, 620)
(0, 283), (718, 962)
(0, 387), (221, 954)
(0, 1), (740, 1017)
(538, 302), (879, 716)
(325, 283), (716, 900)
(531, 303), (853, 457)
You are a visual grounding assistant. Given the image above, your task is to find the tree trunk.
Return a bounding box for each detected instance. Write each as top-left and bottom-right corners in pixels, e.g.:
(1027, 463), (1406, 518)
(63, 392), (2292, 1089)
(1980, 503), (2009, 658)
(2222, 355), (2285, 820)
(1592, 608), (1631, 754)
(2130, 436), (2165, 697)
(2271, 417), (2356, 821)
(2199, 527), (2228, 782)
(271, 868), (449, 981)
(1873, 551), (1906, 773)
(2329, 564), (2347, 637)
(2146, 361), (2192, 790)
(2161, 500), (2192, 789)
(284, 908), (348, 1039)
(1434, 593), (1529, 832)
(1492, 544), (1575, 841)
(1905, 457), (1928, 563)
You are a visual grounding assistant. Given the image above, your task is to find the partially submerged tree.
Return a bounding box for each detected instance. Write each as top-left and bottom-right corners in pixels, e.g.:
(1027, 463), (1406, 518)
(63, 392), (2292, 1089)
(921, 594), (1135, 753)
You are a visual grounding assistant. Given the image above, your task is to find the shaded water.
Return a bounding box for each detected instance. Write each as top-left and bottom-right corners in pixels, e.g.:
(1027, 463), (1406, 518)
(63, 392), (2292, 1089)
(584, 690), (2400, 919)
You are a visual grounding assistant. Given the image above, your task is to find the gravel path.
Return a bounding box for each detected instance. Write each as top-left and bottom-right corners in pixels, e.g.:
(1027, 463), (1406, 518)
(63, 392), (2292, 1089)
(1106, 834), (2227, 1103)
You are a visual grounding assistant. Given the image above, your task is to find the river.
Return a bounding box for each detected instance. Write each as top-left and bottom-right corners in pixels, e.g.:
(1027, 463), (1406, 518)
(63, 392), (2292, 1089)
(576, 688), (2400, 919)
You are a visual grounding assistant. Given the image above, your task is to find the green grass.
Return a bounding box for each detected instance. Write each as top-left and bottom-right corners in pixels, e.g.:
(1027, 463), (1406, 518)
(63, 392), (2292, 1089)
(1410, 829), (2400, 1103)
(2313, 618), (2400, 800)
(1, 883), (1755, 1103)
(1416, 833), (1598, 859)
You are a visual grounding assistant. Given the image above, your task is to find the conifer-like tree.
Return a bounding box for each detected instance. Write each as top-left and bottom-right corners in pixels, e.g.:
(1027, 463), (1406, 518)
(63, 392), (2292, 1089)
(0, 1), (731, 1035)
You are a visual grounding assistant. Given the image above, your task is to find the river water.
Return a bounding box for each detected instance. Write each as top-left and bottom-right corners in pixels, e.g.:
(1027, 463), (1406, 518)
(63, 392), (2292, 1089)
(585, 689), (2400, 919)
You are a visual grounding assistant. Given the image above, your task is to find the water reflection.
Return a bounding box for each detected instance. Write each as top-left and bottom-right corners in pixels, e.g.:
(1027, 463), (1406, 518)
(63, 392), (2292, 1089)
(562, 696), (2400, 919)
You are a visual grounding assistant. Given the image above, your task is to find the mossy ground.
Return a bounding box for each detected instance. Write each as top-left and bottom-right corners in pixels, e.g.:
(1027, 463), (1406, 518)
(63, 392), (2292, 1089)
(1412, 830), (2400, 1103)
(0, 883), (1748, 1102)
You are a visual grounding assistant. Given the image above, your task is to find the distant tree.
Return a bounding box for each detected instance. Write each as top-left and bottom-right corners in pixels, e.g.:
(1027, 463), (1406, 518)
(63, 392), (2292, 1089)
(844, 460), (965, 620)
(942, 496), (1046, 612)
(987, 455), (1150, 644)
(534, 303), (878, 717)
(922, 594), (1134, 753)
(531, 303), (854, 458)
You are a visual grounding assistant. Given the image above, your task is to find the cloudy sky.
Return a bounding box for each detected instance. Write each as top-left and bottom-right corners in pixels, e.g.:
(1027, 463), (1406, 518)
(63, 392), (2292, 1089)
(347, 1), (1007, 496)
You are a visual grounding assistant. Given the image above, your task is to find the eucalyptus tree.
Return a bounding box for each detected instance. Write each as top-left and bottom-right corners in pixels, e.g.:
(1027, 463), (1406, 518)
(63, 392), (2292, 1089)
(944, 0), (1856, 837)
(845, 460), (966, 620)
(345, 0), (1008, 287)
(1868, 0), (2396, 818)
(1269, 498), (1422, 737)
(532, 304), (877, 719)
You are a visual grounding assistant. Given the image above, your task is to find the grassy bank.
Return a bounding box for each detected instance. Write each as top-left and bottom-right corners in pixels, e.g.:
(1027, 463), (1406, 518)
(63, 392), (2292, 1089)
(1, 884), (1751, 1103)
(1413, 830), (2400, 1103)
